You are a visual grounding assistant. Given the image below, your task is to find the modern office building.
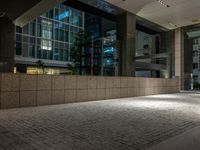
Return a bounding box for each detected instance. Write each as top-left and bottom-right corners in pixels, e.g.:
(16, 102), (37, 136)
(15, 4), (84, 74)
(192, 37), (200, 84)
(182, 28), (200, 88)
(14, 3), (120, 76)
(13, 2), (172, 78)
(82, 13), (119, 76)
(135, 28), (172, 78)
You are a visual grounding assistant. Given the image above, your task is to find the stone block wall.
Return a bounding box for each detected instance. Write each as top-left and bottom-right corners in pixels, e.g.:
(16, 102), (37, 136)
(0, 73), (180, 109)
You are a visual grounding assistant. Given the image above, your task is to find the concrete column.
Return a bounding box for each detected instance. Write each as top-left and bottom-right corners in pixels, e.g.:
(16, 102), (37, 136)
(160, 30), (175, 78)
(117, 12), (136, 76)
(0, 17), (15, 72)
(175, 28), (183, 89)
(184, 33), (193, 90)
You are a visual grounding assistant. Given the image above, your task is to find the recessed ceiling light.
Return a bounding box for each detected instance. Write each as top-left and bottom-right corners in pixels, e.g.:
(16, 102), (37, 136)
(168, 22), (177, 27)
(192, 19), (199, 23)
(157, 0), (170, 7)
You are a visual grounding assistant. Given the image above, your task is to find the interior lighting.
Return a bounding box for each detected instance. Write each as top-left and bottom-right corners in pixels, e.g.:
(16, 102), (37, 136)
(168, 22), (177, 27)
(157, 0), (170, 7)
(55, 10), (70, 20)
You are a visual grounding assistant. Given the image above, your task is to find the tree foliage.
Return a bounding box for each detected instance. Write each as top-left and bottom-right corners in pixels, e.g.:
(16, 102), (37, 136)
(68, 29), (87, 74)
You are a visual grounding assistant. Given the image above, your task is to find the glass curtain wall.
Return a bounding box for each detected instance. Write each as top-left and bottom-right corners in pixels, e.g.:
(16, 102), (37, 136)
(184, 27), (200, 90)
(82, 13), (118, 76)
(15, 4), (84, 62)
(135, 29), (172, 78)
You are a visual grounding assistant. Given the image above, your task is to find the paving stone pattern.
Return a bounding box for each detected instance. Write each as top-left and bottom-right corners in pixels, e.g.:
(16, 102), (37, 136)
(0, 93), (200, 150)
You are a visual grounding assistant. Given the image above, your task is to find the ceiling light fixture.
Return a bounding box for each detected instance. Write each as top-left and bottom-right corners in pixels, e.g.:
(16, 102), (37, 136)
(157, 0), (170, 7)
(168, 22), (177, 28)
(192, 19), (199, 23)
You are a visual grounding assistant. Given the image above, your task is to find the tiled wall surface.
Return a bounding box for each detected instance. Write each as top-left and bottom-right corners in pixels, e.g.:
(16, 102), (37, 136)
(0, 73), (180, 109)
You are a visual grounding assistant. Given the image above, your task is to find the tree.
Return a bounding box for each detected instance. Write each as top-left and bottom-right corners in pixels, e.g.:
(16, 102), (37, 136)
(69, 29), (87, 75)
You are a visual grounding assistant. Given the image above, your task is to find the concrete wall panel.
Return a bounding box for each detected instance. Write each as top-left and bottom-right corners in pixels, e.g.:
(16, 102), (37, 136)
(52, 75), (64, 90)
(97, 77), (106, 89)
(65, 90), (76, 103)
(113, 77), (121, 88)
(121, 77), (128, 88)
(106, 89), (113, 99)
(139, 88), (145, 96)
(120, 88), (128, 98)
(20, 74), (37, 91)
(106, 77), (113, 89)
(65, 76), (77, 90)
(88, 77), (97, 89)
(77, 76), (88, 90)
(96, 89), (106, 100)
(0, 73), (180, 109)
(113, 88), (121, 98)
(134, 88), (140, 97)
(1, 92), (19, 109)
(52, 90), (64, 104)
(37, 90), (51, 106)
(1, 73), (19, 92)
(139, 78), (146, 88)
(20, 91), (36, 107)
(88, 89), (97, 101)
(128, 78), (134, 88)
(37, 75), (51, 90)
(77, 89), (88, 102)
(133, 78), (139, 88)
(128, 88), (135, 97)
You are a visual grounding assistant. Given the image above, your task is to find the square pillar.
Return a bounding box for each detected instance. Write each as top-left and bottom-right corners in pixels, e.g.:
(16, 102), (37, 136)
(160, 30), (175, 78)
(117, 12), (136, 76)
(175, 28), (183, 89)
(0, 17), (15, 72)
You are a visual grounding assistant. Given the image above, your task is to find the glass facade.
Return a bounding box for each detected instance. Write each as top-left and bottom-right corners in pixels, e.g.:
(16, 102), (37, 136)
(85, 13), (101, 39)
(15, 3), (119, 75)
(81, 12), (118, 76)
(184, 28), (200, 89)
(135, 30), (171, 78)
(102, 36), (119, 76)
(82, 36), (119, 76)
(15, 4), (84, 62)
(15, 3), (172, 77)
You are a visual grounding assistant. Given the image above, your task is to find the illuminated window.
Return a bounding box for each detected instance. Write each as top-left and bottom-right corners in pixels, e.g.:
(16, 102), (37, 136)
(41, 20), (52, 39)
(55, 10), (70, 21)
(41, 40), (52, 51)
(41, 20), (52, 50)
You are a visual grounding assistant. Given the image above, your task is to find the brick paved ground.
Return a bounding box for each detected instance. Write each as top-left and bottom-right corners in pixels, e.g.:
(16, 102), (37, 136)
(0, 93), (200, 150)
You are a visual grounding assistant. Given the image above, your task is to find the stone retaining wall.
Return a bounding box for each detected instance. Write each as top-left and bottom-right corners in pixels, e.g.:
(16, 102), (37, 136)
(0, 73), (180, 109)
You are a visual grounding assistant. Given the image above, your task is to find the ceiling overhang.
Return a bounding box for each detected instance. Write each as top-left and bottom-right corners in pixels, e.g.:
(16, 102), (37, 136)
(0, 0), (41, 21)
(2, 0), (200, 30)
(63, 0), (119, 21)
(105, 0), (155, 14)
(104, 0), (200, 30)
(0, 0), (65, 27)
(15, 0), (65, 27)
(72, 0), (168, 32)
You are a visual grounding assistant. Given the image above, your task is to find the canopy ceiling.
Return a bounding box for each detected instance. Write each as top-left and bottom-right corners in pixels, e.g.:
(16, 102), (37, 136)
(105, 0), (200, 29)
